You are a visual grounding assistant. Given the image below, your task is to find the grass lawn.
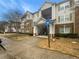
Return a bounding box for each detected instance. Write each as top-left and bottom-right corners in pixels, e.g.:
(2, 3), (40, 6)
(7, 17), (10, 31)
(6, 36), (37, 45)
(0, 33), (32, 41)
(38, 38), (79, 57)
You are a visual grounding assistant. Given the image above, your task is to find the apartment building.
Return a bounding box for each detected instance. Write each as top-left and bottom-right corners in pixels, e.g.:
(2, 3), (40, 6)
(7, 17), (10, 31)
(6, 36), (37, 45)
(21, 0), (79, 37)
(20, 11), (33, 34)
(55, 0), (79, 34)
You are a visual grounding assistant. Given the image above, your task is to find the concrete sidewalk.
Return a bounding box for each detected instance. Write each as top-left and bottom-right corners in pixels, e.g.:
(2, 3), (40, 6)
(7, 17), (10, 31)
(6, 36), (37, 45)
(36, 35), (48, 38)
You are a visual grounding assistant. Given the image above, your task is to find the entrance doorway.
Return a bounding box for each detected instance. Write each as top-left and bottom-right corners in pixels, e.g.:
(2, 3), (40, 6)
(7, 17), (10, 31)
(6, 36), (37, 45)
(37, 24), (48, 35)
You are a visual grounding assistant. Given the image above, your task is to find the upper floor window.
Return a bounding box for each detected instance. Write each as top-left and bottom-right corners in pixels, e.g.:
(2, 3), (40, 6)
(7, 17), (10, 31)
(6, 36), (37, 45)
(58, 16), (64, 23)
(75, 0), (79, 4)
(65, 5), (70, 9)
(58, 6), (64, 11)
(58, 2), (70, 11)
(65, 14), (70, 22)
(37, 13), (39, 17)
(70, 13), (72, 21)
(27, 14), (30, 19)
(58, 14), (72, 23)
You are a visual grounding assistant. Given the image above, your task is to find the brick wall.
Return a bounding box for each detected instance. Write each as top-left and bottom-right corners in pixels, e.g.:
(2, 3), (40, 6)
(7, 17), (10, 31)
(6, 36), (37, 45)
(55, 23), (74, 34)
(75, 7), (79, 35)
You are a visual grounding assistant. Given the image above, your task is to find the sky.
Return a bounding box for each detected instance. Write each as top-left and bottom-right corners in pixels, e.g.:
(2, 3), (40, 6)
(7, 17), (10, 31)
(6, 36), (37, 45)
(0, 0), (64, 21)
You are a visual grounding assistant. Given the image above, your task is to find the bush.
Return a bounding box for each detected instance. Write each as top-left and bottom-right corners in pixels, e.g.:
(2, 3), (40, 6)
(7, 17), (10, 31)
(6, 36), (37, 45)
(55, 33), (79, 38)
(19, 32), (33, 36)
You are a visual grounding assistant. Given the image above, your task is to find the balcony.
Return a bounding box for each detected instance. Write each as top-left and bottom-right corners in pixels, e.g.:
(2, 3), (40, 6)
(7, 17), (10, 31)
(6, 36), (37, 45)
(56, 20), (74, 24)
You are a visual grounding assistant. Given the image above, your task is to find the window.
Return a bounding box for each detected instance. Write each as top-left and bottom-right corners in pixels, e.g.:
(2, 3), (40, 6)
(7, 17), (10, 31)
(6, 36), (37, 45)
(65, 27), (71, 33)
(58, 14), (72, 23)
(37, 13), (39, 17)
(65, 15), (70, 22)
(27, 14), (30, 19)
(60, 16), (64, 22)
(60, 7), (64, 10)
(59, 27), (64, 34)
(65, 5), (70, 9)
(75, 0), (79, 5)
(58, 16), (64, 23)
(58, 6), (64, 11)
(58, 16), (60, 22)
(70, 13), (72, 21)
(59, 26), (71, 34)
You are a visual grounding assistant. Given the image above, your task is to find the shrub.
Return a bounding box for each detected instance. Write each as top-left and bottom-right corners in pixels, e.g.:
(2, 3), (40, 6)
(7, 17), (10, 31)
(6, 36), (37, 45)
(19, 32), (33, 36)
(55, 33), (78, 38)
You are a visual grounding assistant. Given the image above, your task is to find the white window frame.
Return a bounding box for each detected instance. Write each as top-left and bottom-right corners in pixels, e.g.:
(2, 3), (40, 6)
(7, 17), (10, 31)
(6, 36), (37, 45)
(65, 14), (70, 22)
(59, 27), (64, 34)
(65, 26), (71, 34)
(58, 16), (65, 23)
(59, 6), (64, 11)
(59, 25), (71, 34)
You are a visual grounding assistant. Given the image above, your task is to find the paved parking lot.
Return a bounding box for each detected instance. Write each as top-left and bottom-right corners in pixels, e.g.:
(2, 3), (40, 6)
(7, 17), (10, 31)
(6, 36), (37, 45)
(0, 36), (79, 59)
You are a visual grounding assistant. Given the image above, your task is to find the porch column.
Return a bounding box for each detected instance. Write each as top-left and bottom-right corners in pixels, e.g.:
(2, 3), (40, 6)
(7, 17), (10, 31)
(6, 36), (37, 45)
(33, 26), (38, 36)
(5, 26), (9, 32)
(49, 24), (55, 39)
(49, 24), (52, 39)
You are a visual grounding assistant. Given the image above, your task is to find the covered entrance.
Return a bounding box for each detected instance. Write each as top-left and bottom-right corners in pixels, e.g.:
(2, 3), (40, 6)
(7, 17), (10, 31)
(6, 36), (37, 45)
(37, 23), (48, 35)
(36, 7), (52, 35)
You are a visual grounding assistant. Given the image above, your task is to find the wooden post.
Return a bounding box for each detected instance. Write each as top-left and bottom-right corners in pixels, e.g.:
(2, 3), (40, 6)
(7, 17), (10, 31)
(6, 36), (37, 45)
(48, 24), (51, 48)
(48, 33), (50, 48)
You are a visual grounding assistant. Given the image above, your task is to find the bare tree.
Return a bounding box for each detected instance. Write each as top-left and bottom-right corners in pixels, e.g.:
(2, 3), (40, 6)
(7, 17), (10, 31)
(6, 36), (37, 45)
(0, 21), (8, 34)
(3, 10), (22, 33)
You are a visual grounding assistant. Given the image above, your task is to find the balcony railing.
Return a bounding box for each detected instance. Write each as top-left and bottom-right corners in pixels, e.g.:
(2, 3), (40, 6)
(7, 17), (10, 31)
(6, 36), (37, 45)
(56, 20), (74, 24)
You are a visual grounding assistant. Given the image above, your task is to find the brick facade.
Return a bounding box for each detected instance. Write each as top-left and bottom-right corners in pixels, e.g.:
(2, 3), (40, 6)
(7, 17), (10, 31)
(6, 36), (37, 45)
(55, 23), (74, 34)
(75, 7), (79, 35)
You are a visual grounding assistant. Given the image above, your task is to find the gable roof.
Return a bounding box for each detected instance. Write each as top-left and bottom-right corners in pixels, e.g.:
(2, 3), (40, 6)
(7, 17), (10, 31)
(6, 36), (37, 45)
(21, 11), (33, 19)
(32, 1), (56, 15)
